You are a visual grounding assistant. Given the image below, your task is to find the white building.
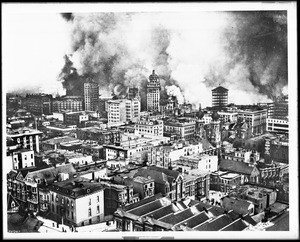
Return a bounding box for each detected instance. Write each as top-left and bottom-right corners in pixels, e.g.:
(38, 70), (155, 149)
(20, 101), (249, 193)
(238, 109), (268, 135)
(48, 177), (105, 226)
(218, 111), (238, 123)
(175, 154), (218, 173)
(107, 98), (140, 127)
(134, 119), (163, 137)
(9, 149), (35, 170)
(266, 118), (289, 134)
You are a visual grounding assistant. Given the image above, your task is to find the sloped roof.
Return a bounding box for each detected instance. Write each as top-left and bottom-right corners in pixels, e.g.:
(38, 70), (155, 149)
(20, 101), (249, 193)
(178, 211), (210, 228)
(219, 159), (256, 175)
(159, 208), (195, 225)
(212, 86), (228, 92)
(26, 163), (76, 184)
(123, 193), (163, 212)
(145, 204), (178, 220)
(7, 194), (20, 210)
(221, 218), (248, 231)
(194, 214), (232, 231)
(243, 214), (257, 226)
(129, 199), (165, 217)
(134, 169), (169, 185)
(222, 197), (252, 216)
(148, 166), (180, 180)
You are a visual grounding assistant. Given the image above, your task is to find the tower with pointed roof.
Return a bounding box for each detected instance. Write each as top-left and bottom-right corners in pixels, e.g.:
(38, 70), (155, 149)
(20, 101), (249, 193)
(146, 70), (161, 112)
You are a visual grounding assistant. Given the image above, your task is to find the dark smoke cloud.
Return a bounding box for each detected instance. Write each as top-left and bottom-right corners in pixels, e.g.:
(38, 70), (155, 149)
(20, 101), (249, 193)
(59, 11), (288, 108)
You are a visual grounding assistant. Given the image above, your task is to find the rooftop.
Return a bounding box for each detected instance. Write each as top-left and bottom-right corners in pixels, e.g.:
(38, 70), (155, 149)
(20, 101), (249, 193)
(49, 177), (104, 199)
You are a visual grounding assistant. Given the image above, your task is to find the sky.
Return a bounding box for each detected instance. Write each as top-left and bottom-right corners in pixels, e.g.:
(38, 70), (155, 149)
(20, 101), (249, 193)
(2, 3), (296, 108)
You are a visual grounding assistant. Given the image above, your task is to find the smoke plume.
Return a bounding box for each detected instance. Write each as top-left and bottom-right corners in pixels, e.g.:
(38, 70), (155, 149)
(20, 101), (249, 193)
(59, 11), (287, 108)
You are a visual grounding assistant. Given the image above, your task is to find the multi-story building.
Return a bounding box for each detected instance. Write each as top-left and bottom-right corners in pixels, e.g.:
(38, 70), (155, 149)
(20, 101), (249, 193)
(7, 163), (76, 213)
(224, 148), (260, 165)
(127, 87), (140, 101)
(229, 184), (277, 214)
(6, 127), (42, 155)
(146, 70), (161, 112)
(264, 135), (289, 164)
(210, 170), (242, 194)
(134, 119), (163, 137)
(23, 93), (53, 115)
(124, 176), (155, 200)
(163, 117), (196, 140)
(83, 78), (99, 111)
(106, 98), (140, 127)
(76, 127), (122, 145)
(52, 96), (83, 113)
(147, 141), (204, 169)
(9, 149), (35, 170)
(42, 136), (81, 151)
(174, 154), (218, 174)
(48, 177), (105, 226)
(212, 86), (228, 111)
(267, 95), (288, 119)
(134, 166), (184, 202)
(218, 111), (238, 123)
(125, 98), (140, 123)
(237, 108), (268, 135)
(106, 99), (127, 127)
(204, 111), (222, 148)
(63, 111), (89, 125)
(102, 182), (135, 218)
(266, 118), (289, 135)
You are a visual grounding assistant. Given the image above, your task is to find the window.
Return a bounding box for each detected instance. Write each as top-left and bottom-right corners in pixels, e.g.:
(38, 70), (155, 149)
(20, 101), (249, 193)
(88, 208), (92, 217)
(97, 205), (100, 214)
(51, 194), (54, 202)
(89, 198), (91, 205)
(71, 201), (74, 208)
(71, 212), (74, 219)
(97, 196), (99, 202)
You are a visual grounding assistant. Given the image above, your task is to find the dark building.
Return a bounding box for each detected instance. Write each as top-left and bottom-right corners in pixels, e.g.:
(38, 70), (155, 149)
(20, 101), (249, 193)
(127, 87), (140, 101)
(83, 77), (99, 111)
(146, 70), (161, 112)
(212, 86), (228, 111)
(23, 93), (53, 115)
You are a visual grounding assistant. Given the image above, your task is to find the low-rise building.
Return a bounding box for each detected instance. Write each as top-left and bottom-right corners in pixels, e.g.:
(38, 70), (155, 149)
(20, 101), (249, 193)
(229, 184), (277, 214)
(76, 127), (122, 145)
(210, 171), (242, 194)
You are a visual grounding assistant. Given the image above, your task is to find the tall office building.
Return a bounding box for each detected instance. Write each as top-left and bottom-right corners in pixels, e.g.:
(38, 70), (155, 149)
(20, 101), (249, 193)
(146, 70), (161, 112)
(212, 85), (228, 111)
(83, 78), (99, 111)
(24, 93), (53, 115)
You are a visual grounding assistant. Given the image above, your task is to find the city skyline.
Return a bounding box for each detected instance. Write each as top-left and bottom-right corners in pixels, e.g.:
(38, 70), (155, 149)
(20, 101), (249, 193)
(3, 3), (295, 109)
(2, 2), (298, 240)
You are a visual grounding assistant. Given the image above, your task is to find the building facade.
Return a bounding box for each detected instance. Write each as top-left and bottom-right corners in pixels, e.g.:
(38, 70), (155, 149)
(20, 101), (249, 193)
(83, 78), (99, 111)
(134, 120), (163, 137)
(146, 70), (161, 112)
(23, 93), (53, 115)
(52, 96), (83, 113)
(48, 177), (105, 226)
(212, 86), (228, 111)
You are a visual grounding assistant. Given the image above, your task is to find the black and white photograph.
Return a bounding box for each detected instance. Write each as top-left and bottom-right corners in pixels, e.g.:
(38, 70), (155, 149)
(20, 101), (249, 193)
(2, 2), (298, 240)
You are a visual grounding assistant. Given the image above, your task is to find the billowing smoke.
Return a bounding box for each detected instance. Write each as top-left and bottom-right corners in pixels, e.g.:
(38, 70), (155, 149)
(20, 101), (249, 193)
(166, 85), (185, 105)
(59, 11), (287, 108)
